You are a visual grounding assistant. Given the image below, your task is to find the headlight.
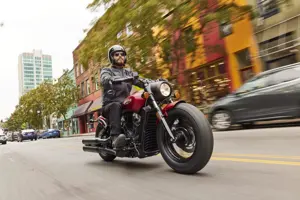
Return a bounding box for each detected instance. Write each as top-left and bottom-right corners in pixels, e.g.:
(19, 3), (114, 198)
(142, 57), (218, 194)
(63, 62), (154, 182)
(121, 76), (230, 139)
(150, 81), (173, 101)
(160, 83), (171, 97)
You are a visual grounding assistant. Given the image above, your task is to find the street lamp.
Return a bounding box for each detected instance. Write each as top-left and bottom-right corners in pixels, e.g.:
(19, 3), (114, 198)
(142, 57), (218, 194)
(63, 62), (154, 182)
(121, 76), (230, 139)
(37, 110), (41, 130)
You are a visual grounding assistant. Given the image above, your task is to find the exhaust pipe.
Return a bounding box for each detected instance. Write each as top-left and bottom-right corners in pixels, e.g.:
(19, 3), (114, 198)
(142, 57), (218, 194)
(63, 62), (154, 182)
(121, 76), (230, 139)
(82, 138), (110, 145)
(82, 146), (116, 155)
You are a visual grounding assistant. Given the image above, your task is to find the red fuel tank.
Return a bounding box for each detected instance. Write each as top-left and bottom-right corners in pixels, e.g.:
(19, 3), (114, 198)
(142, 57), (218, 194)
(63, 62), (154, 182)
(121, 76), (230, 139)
(122, 91), (146, 113)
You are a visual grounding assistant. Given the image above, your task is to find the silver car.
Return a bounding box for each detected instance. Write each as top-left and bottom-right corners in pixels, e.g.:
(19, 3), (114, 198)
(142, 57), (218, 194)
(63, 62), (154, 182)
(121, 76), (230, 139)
(0, 131), (7, 145)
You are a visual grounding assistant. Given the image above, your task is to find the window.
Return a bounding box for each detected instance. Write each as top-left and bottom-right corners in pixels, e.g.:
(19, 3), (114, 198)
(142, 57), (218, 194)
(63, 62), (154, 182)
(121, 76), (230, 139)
(187, 60), (230, 112)
(268, 65), (300, 85)
(235, 48), (252, 69)
(126, 23), (133, 36)
(94, 73), (99, 91)
(257, 0), (279, 19)
(117, 31), (123, 39)
(236, 75), (270, 94)
(77, 85), (80, 98)
(24, 63), (33, 66)
(81, 82), (85, 97)
(80, 65), (84, 74)
(86, 79), (90, 95)
(76, 64), (79, 77)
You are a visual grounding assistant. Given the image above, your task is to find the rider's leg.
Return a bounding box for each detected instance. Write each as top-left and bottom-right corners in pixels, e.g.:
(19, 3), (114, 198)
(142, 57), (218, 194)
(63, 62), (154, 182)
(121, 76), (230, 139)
(102, 102), (126, 148)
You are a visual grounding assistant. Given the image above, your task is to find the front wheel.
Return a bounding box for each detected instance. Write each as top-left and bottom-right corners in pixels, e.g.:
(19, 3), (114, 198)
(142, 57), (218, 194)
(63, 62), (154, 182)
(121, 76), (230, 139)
(157, 103), (214, 174)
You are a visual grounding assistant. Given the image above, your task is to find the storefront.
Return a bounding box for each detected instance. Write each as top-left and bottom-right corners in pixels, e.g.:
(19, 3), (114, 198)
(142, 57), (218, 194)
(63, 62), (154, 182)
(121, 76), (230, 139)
(57, 106), (80, 136)
(170, 2), (263, 114)
(184, 59), (231, 113)
(72, 101), (93, 134)
(85, 96), (103, 133)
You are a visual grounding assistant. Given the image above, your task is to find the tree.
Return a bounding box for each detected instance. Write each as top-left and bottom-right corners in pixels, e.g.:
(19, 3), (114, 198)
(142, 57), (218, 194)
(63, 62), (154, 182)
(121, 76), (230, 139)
(5, 71), (78, 131)
(78, 0), (291, 80)
(54, 69), (78, 120)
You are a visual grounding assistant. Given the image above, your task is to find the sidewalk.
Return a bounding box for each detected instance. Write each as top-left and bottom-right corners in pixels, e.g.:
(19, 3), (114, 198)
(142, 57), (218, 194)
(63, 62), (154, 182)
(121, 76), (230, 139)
(62, 132), (95, 138)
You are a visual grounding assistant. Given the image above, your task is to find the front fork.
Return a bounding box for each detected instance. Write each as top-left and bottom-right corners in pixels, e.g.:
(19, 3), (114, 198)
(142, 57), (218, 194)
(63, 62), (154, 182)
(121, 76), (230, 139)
(149, 95), (175, 141)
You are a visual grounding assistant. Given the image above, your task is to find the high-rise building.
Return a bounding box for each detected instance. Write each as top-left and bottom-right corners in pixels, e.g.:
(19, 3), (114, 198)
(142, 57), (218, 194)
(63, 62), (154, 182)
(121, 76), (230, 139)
(18, 49), (53, 97)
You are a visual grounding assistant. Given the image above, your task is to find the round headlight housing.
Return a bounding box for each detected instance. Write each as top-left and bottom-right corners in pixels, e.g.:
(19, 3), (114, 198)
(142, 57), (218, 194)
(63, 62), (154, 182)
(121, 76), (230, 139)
(160, 83), (171, 97)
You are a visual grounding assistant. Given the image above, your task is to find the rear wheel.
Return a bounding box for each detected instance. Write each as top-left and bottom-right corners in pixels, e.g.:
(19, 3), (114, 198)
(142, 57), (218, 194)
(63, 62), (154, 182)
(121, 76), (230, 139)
(2, 141), (7, 145)
(95, 125), (116, 162)
(157, 103), (214, 174)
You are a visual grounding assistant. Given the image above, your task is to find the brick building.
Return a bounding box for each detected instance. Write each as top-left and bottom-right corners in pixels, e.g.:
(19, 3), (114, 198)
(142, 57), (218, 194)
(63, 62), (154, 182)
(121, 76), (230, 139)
(72, 44), (102, 134)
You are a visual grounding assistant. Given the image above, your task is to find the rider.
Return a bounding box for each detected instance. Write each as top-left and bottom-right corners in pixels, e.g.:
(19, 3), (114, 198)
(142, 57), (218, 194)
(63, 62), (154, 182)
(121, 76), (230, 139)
(100, 45), (143, 148)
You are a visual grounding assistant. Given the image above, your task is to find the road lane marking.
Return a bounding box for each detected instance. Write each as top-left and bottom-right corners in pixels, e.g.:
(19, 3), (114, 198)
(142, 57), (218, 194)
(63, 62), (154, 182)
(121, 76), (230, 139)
(66, 146), (300, 166)
(211, 157), (300, 166)
(213, 153), (300, 160)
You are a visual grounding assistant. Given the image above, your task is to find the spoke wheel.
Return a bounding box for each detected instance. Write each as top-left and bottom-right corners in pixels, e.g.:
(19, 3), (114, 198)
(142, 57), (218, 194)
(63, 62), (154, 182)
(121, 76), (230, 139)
(211, 110), (232, 131)
(157, 103), (214, 174)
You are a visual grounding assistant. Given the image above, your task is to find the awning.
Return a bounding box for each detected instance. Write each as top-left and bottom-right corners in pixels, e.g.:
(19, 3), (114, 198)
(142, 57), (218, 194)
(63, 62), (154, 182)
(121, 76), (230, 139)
(87, 96), (103, 113)
(72, 101), (93, 118)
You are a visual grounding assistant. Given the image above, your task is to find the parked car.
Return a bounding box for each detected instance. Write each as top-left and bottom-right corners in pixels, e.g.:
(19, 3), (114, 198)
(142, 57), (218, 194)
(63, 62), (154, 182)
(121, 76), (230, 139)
(38, 129), (61, 139)
(7, 131), (19, 142)
(208, 63), (300, 131)
(0, 130), (7, 145)
(17, 129), (38, 142)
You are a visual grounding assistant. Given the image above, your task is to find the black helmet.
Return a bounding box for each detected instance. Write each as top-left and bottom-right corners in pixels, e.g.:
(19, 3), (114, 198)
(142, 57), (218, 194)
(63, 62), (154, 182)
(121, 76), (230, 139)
(108, 45), (127, 65)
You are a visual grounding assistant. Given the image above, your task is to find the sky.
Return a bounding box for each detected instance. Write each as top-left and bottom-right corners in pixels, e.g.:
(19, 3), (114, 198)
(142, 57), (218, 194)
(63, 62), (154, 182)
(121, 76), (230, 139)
(0, 0), (105, 120)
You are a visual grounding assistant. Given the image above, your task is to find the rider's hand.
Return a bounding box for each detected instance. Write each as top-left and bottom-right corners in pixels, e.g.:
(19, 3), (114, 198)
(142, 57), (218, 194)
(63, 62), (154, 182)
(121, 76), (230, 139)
(157, 78), (167, 82)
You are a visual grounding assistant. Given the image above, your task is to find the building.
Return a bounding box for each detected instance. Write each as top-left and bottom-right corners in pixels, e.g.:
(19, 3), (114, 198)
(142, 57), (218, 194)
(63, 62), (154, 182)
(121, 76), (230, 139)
(18, 49), (53, 97)
(56, 68), (80, 136)
(164, 0), (263, 113)
(248, 0), (300, 70)
(71, 56), (102, 134)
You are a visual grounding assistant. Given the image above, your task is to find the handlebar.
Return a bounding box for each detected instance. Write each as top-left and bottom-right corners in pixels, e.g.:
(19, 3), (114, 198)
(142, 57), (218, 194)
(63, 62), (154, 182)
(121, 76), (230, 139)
(110, 76), (171, 88)
(111, 76), (134, 84)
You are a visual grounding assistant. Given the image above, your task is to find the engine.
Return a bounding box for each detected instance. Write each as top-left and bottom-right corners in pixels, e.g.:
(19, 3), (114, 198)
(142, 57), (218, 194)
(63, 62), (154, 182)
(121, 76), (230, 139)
(121, 112), (141, 140)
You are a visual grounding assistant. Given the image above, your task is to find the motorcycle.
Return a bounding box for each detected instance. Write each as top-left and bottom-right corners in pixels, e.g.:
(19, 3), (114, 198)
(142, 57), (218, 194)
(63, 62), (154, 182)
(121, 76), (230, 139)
(82, 74), (214, 174)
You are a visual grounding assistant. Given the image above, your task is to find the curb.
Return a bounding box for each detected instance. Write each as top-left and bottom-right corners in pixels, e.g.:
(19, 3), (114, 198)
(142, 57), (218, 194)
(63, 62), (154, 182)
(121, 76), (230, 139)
(62, 132), (95, 138)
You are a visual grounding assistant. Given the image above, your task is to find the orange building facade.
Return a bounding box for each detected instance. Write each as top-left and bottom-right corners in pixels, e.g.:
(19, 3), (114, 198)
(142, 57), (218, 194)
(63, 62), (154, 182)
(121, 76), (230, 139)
(167, 0), (263, 113)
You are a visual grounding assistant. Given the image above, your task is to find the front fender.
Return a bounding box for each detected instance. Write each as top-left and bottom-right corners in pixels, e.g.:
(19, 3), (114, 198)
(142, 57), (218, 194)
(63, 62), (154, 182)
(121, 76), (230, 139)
(161, 100), (186, 116)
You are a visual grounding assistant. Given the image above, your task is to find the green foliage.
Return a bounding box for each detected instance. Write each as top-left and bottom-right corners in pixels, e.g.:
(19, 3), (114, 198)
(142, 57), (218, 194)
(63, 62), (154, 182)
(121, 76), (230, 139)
(78, 0), (291, 80)
(4, 71), (78, 130)
(54, 69), (78, 120)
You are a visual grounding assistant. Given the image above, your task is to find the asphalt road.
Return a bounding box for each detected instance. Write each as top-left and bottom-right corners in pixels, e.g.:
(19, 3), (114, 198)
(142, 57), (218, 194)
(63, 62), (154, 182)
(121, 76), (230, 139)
(0, 127), (300, 200)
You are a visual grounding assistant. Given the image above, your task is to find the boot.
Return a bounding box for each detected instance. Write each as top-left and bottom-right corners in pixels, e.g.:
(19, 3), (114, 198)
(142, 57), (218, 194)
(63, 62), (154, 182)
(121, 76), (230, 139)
(111, 134), (126, 148)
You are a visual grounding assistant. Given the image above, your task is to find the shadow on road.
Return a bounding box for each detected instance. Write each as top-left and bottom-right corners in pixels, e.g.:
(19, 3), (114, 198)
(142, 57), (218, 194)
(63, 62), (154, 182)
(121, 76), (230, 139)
(164, 168), (214, 177)
(87, 159), (164, 172)
(216, 121), (300, 132)
(87, 158), (214, 178)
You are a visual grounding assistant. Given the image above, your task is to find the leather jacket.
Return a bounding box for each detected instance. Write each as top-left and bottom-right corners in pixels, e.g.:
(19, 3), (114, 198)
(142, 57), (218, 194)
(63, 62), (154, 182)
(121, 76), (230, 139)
(100, 66), (144, 106)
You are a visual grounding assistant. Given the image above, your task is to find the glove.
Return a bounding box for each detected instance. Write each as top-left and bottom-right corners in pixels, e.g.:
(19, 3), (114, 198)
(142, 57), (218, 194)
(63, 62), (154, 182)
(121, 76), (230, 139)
(157, 78), (168, 82)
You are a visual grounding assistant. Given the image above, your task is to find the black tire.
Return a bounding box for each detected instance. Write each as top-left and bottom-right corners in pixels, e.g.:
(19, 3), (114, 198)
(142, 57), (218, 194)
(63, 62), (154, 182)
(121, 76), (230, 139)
(241, 123), (254, 129)
(211, 110), (232, 131)
(95, 127), (116, 162)
(157, 103), (214, 174)
(2, 141), (7, 145)
(18, 136), (23, 142)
